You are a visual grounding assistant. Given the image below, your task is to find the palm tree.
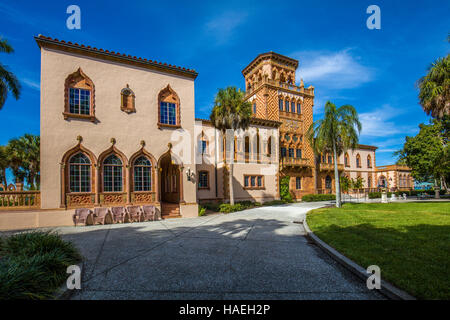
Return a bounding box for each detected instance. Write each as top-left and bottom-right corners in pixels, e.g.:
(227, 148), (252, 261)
(210, 87), (252, 205)
(0, 145), (9, 187)
(0, 37), (21, 110)
(417, 54), (450, 119)
(306, 101), (361, 207)
(6, 134), (40, 189)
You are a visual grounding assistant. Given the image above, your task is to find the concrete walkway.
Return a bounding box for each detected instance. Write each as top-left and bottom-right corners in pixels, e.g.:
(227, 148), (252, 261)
(52, 202), (383, 299)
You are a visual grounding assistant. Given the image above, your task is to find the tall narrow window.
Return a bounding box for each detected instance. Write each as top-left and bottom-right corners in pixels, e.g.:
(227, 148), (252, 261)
(327, 154), (332, 164)
(285, 100), (289, 112)
(245, 136), (250, 163)
(291, 101), (295, 113)
(296, 177), (301, 190)
(279, 99), (283, 111)
(296, 149), (302, 158)
(133, 156), (152, 191)
(281, 147), (287, 158)
(356, 154), (361, 168)
(103, 154), (123, 192)
(367, 155), (372, 168)
(325, 176), (332, 189)
(345, 153), (349, 167)
(158, 85), (180, 127)
(267, 136), (272, 156)
(253, 103), (256, 114)
(69, 153), (91, 192)
(289, 148), (294, 158)
(198, 171), (209, 189)
(256, 133), (260, 162)
(297, 102), (301, 114)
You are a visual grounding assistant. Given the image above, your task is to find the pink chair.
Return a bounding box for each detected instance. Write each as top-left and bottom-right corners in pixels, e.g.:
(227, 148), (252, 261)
(93, 207), (113, 225)
(110, 206), (130, 223)
(73, 208), (94, 226)
(126, 205), (144, 222)
(142, 205), (156, 221)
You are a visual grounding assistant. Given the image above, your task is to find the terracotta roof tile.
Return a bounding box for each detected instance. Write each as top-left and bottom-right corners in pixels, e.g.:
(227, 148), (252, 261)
(35, 35), (198, 76)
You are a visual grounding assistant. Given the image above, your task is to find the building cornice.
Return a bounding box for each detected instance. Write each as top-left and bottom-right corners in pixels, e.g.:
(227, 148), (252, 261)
(35, 35), (198, 79)
(242, 52), (299, 76)
(195, 117), (282, 128)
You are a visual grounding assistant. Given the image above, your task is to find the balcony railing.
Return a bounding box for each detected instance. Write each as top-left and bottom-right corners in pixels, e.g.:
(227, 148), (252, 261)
(319, 163), (344, 171)
(0, 191), (41, 210)
(281, 157), (310, 168)
(246, 78), (314, 96)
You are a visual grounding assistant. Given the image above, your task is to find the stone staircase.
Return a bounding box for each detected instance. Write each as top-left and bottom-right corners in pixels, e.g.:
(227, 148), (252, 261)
(161, 202), (181, 219)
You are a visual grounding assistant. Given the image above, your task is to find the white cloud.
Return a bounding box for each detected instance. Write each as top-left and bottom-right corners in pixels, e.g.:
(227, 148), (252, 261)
(359, 104), (417, 137)
(291, 49), (374, 89)
(205, 11), (248, 45)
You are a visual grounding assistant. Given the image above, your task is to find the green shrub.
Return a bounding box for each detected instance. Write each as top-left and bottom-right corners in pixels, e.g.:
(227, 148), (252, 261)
(202, 203), (220, 212)
(263, 200), (287, 206)
(302, 194), (336, 202)
(280, 176), (293, 203)
(368, 191), (393, 199)
(198, 206), (206, 216)
(218, 203), (246, 213)
(0, 231), (81, 300)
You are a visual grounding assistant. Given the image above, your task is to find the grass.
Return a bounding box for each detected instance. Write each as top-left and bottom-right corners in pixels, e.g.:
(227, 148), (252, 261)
(306, 202), (450, 299)
(0, 231), (81, 300)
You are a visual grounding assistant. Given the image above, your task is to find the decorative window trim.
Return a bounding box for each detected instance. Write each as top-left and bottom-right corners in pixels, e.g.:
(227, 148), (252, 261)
(64, 68), (96, 122)
(198, 170), (210, 189)
(120, 84), (136, 113)
(356, 154), (361, 168)
(130, 146), (157, 193)
(98, 145), (128, 193)
(157, 84), (181, 128)
(243, 174), (265, 190)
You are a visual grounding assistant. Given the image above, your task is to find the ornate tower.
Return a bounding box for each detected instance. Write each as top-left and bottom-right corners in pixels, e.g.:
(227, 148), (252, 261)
(242, 52), (316, 198)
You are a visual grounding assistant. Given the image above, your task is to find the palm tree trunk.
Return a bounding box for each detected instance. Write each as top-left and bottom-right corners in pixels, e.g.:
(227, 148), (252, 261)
(333, 140), (341, 208)
(229, 130), (235, 205)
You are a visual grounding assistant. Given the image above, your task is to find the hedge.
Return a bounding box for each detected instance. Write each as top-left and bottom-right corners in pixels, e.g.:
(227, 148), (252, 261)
(302, 194), (336, 202)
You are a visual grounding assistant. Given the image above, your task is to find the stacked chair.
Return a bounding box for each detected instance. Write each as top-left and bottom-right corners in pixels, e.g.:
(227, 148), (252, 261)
(72, 204), (159, 226)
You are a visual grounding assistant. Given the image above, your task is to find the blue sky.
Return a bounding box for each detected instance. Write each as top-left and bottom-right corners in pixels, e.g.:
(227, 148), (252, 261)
(0, 0), (449, 175)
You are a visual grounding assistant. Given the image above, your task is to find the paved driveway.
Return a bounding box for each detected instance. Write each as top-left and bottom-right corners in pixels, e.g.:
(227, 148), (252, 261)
(56, 202), (384, 300)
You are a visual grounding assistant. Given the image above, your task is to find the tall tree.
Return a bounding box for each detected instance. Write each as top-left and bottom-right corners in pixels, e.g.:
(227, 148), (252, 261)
(6, 134), (40, 189)
(0, 145), (9, 187)
(396, 118), (449, 194)
(210, 87), (252, 205)
(0, 37), (21, 110)
(417, 53), (449, 119)
(306, 101), (361, 207)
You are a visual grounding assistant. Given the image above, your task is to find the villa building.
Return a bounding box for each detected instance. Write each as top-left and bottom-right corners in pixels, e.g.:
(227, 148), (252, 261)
(36, 35), (412, 218)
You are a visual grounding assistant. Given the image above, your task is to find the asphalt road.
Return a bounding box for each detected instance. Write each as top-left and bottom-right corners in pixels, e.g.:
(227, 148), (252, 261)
(56, 202), (384, 300)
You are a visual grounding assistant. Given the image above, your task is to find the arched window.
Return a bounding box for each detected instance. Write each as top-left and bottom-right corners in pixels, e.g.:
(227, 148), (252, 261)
(327, 154), (332, 164)
(344, 153), (350, 167)
(64, 68), (95, 121)
(133, 156), (152, 191)
(158, 85), (180, 127)
(296, 102), (301, 114)
(69, 153), (91, 192)
(325, 175), (332, 189)
(121, 85), (135, 113)
(285, 99), (290, 112)
(356, 154), (361, 168)
(103, 154), (123, 192)
(291, 101), (295, 113)
(367, 155), (372, 168)
(267, 136), (272, 157)
(245, 136), (250, 163)
(368, 176), (372, 188)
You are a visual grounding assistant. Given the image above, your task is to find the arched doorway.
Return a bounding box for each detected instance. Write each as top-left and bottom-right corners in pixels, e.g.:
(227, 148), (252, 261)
(378, 175), (387, 188)
(158, 151), (182, 217)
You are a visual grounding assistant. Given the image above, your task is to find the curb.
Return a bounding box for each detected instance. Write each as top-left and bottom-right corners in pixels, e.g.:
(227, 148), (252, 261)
(54, 261), (84, 300)
(302, 216), (416, 300)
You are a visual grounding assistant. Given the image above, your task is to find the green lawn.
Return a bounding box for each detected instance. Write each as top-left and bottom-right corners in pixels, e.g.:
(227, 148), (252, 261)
(306, 202), (450, 300)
